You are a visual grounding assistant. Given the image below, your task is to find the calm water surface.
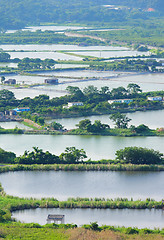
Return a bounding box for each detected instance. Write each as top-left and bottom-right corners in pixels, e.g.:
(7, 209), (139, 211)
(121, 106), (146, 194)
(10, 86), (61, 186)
(6, 25), (87, 33)
(73, 50), (150, 58)
(7, 51), (82, 61)
(12, 208), (164, 228)
(0, 170), (164, 200)
(0, 122), (31, 130)
(0, 134), (163, 160)
(2, 71), (163, 99)
(0, 44), (130, 51)
(47, 109), (164, 129)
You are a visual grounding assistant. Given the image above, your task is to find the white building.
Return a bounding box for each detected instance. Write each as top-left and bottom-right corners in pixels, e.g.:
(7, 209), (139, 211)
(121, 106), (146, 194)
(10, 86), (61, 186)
(147, 96), (162, 101)
(108, 99), (133, 104)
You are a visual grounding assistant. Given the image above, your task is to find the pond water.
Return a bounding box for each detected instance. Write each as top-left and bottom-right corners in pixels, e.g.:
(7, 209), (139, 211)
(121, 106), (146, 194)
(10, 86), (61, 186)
(6, 25), (87, 33)
(0, 63), (18, 68)
(6, 50), (149, 61)
(0, 84), (66, 99)
(0, 121), (31, 130)
(0, 71), (164, 99)
(55, 64), (89, 69)
(12, 208), (164, 228)
(0, 44), (130, 51)
(0, 170), (164, 200)
(34, 72), (164, 95)
(40, 69), (119, 78)
(7, 51), (82, 61)
(73, 50), (150, 58)
(47, 109), (164, 130)
(0, 134), (163, 160)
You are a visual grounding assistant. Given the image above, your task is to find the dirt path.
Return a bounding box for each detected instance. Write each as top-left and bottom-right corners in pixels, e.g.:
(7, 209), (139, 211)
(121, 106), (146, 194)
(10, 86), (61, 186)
(65, 32), (106, 42)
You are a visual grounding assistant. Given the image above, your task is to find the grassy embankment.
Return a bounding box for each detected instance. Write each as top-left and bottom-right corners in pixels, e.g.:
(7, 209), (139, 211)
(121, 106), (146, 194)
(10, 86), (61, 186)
(1, 126), (164, 137)
(1, 163), (164, 172)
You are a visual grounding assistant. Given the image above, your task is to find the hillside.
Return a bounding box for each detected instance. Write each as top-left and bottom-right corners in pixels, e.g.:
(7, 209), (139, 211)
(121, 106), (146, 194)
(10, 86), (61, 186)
(0, 0), (163, 30)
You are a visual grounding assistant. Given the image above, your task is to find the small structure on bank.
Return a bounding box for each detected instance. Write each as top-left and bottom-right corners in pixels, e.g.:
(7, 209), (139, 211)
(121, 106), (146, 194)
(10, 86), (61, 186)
(46, 214), (65, 224)
(68, 102), (84, 107)
(147, 96), (163, 101)
(108, 99), (133, 104)
(4, 79), (16, 85)
(12, 107), (30, 113)
(44, 78), (58, 85)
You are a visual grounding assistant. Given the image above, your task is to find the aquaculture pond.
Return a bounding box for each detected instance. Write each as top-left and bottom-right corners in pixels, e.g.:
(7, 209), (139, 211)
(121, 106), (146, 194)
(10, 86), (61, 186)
(12, 208), (164, 229)
(0, 170), (164, 200)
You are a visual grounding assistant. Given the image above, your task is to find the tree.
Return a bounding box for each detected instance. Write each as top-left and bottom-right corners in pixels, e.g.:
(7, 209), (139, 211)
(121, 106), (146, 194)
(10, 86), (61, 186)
(59, 147), (87, 163)
(0, 148), (16, 163)
(76, 119), (92, 130)
(91, 120), (110, 132)
(111, 87), (128, 98)
(134, 124), (150, 133)
(17, 147), (59, 164)
(127, 83), (142, 94)
(1, 76), (5, 84)
(0, 52), (10, 62)
(66, 86), (84, 99)
(51, 121), (64, 131)
(110, 113), (131, 129)
(0, 89), (15, 101)
(100, 86), (110, 95)
(83, 85), (98, 95)
(115, 147), (163, 165)
(77, 119), (109, 133)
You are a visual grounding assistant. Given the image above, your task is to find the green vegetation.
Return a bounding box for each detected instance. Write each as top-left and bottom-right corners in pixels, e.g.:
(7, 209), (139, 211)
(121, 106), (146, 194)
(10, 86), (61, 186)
(0, 146), (163, 166)
(89, 58), (164, 73)
(0, 31), (103, 45)
(0, 127), (23, 134)
(59, 147), (87, 163)
(0, 222), (163, 240)
(76, 119), (110, 133)
(1, 162), (164, 172)
(110, 112), (131, 129)
(0, 148), (16, 164)
(1, 147), (87, 165)
(1, 85), (163, 119)
(116, 147), (164, 164)
(0, 52), (10, 62)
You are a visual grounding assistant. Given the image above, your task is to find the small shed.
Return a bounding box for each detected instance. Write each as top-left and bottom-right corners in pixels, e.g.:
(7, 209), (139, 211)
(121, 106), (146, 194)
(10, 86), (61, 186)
(47, 214), (65, 224)
(4, 79), (16, 85)
(45, 78), (58, 85)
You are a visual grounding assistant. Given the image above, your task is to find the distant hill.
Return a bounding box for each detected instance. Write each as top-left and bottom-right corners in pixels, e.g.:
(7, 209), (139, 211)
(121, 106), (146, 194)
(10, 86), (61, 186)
(0, 0), (163, 30)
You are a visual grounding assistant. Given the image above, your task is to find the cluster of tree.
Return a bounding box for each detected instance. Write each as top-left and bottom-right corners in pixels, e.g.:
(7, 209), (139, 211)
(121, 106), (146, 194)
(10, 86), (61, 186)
(90, 59), (164, 72)
(116, 146), (163, 164)
(76, 119), (110, 133)
(130, 124), (152, 133)
(110, 113), (131, 129)
(0, 148), (16, 163)
(1, 146), (163, 165)
(0, 31), (102, 45)
(18, 58), (56, 70)
(0, 52), (10, 62)
(11, 147), (87, 164)
(50, 121), (64, 131)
